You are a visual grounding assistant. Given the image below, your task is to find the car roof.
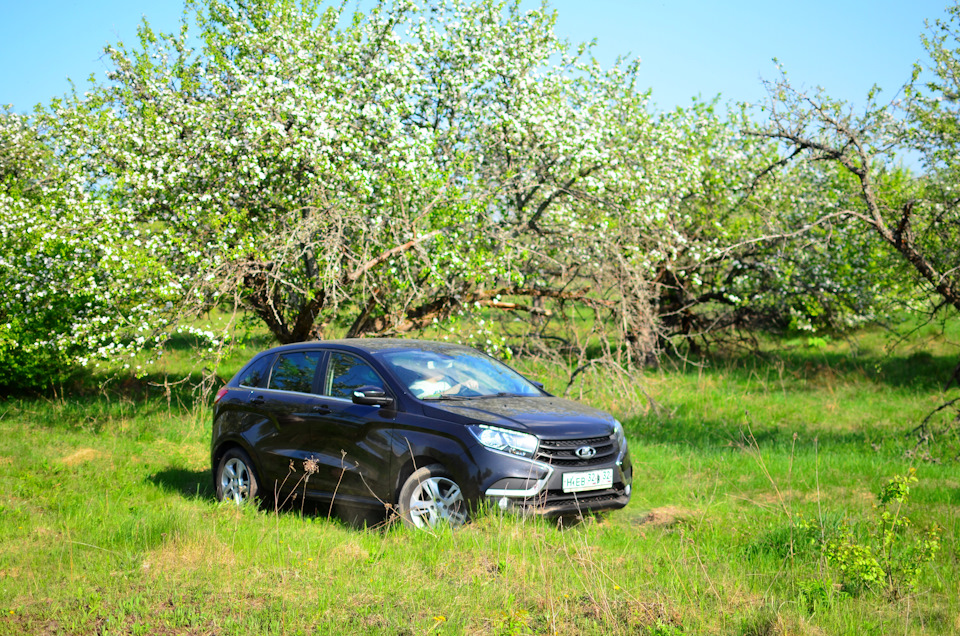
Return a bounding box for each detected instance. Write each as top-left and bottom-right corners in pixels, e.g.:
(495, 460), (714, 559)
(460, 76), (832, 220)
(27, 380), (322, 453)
(261, 338), (476, 356)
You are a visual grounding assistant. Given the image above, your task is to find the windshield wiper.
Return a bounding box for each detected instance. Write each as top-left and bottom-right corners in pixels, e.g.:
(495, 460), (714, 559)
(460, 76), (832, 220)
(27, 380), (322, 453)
(424, 391), (535, 401)
(474, 392), (536, 398)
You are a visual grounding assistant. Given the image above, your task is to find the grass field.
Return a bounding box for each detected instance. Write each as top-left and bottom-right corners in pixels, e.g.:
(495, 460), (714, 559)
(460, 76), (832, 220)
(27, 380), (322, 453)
(1, 323), (959, 634)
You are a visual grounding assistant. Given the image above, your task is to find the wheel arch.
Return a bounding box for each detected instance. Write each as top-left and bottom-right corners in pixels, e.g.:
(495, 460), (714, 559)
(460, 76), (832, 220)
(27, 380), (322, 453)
(389, 428), (484, 505)
(393, 455), (444, 504)
(211, 439), (260, 490)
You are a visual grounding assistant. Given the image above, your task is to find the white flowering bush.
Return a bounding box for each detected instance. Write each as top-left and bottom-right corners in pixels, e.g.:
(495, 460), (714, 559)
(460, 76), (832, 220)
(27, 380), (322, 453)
(0, 109), (174, 389)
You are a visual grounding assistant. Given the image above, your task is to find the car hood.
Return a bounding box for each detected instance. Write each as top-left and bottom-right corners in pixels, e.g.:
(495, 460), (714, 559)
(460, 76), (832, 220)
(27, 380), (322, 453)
(423, 396), (616, 438)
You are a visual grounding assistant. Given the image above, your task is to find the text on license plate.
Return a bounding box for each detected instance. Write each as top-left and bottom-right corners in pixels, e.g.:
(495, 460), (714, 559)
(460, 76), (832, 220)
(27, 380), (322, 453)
(562, 468), (613, 493)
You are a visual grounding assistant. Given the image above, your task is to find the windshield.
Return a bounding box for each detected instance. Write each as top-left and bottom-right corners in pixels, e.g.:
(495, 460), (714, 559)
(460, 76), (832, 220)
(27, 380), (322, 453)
(377, 348), (542, 400)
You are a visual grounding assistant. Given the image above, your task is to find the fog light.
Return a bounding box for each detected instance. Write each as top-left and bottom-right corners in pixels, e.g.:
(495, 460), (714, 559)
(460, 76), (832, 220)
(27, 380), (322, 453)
(625, 484), (632, 496)
(499, 497), (509, 511)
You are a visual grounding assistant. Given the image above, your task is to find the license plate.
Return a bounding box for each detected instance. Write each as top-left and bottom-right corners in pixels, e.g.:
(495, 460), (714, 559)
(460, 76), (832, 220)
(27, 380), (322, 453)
(562, 468), (613, 493)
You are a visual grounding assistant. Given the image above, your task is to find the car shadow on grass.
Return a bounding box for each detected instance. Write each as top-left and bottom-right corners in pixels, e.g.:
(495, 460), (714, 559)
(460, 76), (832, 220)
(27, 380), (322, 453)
(149, 467), (214, 500)
(146, 467), (390, 529)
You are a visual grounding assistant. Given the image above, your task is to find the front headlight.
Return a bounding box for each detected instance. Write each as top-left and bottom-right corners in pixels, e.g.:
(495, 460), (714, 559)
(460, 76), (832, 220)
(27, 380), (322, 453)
(468, 424), (538, 459)
(613, 419), (626, 451)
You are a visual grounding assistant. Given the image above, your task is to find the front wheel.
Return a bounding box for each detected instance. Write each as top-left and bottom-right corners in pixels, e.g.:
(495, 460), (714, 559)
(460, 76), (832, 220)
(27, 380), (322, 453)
(216, 448), (260, 504)
(398, 464), (467, 529)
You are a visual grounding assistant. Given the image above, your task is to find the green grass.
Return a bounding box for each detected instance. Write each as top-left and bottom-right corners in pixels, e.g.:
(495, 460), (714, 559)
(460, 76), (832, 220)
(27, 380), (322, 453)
(2, 326), (960, 634)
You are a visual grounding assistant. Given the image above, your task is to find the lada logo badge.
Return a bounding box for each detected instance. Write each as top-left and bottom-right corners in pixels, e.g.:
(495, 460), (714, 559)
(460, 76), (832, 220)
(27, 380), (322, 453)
(575, 445), (597, 459)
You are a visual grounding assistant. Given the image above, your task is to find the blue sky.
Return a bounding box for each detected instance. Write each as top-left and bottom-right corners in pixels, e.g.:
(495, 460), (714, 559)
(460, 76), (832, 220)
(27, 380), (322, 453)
(0, 0), (951, 114)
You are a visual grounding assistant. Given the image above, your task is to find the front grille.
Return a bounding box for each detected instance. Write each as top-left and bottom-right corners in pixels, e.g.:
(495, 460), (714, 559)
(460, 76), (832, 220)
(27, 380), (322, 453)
(508, 484), (629, 512)
(540, 487), (625, 506)
(535, 434), (617, 467)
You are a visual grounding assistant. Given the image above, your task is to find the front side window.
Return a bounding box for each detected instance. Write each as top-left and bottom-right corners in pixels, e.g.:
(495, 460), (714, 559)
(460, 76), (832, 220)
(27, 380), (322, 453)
(323, 352), (384, 399)
(269, 351), (322, 393)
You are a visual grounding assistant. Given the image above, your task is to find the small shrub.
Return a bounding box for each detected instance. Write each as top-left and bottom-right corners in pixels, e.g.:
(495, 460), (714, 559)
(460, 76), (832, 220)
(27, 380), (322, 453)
(797, 578), (847, 613)
(824, 524), (885, 592)
(805, 469), (942, 598)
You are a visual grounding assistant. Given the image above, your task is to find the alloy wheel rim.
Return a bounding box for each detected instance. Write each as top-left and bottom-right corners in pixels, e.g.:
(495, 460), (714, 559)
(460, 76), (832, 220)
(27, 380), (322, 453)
(408, 476), (465, 528)
(221, 458), (250, 504)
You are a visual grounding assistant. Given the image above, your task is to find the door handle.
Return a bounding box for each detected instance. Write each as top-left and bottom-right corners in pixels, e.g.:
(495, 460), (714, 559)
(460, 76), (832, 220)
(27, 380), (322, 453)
(249, 395), (265, 405)
(311, 405), (331, 414)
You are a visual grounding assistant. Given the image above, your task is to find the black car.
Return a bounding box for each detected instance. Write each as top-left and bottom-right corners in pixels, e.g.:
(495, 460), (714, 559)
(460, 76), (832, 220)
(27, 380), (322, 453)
(211, 339), (632, 528)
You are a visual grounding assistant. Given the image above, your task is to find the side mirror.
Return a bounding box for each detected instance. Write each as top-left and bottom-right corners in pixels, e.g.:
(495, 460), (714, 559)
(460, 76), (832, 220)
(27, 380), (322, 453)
(352, 385), (394, 408)
(529, 380), (551, 396)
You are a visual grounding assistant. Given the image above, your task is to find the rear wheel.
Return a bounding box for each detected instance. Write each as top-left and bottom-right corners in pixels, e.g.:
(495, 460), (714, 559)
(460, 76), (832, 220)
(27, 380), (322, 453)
(216, 448), (260, 504)
(398, 464), (467, 529)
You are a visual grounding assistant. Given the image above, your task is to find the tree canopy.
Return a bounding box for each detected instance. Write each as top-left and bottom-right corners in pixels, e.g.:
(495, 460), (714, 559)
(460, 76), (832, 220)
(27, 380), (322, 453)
(4, 0), (960, 389)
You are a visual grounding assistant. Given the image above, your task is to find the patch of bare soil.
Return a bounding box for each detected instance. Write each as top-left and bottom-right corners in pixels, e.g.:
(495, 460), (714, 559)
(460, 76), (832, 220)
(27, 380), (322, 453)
(632, 506), (691, 528)
(142, 539), (236, 577)
(60, 448), (103, 466)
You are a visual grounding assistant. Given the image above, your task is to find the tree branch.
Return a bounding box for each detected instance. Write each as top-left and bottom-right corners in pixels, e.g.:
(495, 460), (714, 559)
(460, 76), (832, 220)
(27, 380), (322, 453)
(343, 230), (440, 284)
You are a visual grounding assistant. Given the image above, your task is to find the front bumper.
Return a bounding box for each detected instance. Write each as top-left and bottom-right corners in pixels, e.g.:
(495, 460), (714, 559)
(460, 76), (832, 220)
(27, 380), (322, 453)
(490, 482), (632, 517)
(481, 447), (633, 518)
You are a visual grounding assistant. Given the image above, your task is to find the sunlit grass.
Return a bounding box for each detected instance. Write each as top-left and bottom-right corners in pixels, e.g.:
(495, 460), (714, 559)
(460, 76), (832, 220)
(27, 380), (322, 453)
(1, 323), (960, 634)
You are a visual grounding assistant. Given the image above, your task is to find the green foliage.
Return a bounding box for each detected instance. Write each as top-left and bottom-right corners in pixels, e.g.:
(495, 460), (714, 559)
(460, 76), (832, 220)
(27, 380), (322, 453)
(824, 524), (886, 592)
(875, 470), (943, 594)
(805, 469), (942, 597)
(797, 578), (848, 613)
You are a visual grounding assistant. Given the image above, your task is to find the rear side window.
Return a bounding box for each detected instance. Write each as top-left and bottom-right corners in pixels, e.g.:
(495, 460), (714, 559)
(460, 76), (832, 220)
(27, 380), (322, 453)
(269, 351), (322, 394)
(239, 355), (273, 388)
(323, 352), (384, 399)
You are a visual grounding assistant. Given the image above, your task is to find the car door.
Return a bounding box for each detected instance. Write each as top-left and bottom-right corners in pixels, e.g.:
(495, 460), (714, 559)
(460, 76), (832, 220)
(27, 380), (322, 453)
(305, 351), (397, 505)
(248, 349), (327, 499)
(217, 351), (276, 441)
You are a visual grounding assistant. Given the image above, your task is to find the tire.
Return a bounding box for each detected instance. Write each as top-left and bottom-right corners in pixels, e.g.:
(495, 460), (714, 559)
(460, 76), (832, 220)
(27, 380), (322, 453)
(216, 448), (260, 504)
(397, 464), (467, 529)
